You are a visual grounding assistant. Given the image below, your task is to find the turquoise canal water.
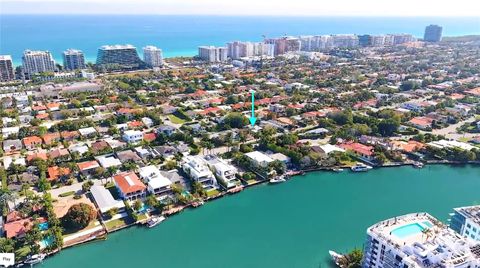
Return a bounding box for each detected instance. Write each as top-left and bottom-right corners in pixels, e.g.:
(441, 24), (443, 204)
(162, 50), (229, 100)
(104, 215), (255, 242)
(41, 165), (480, 268)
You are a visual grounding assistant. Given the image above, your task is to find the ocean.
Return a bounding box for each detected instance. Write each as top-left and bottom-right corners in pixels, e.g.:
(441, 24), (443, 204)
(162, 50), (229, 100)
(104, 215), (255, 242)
(41, 165), (480, 268)
(1, 15), (479, 66)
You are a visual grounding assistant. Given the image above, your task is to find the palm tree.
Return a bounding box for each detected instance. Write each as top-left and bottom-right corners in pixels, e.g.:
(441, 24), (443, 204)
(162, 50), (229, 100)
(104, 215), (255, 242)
(422, 228), (432, 241)
(0, 190), (18, 214)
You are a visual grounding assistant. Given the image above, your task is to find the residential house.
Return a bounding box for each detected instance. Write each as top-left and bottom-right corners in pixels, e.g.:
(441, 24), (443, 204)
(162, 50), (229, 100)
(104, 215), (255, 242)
(122, 130), (143, 144)
(113, 172), (147, 201)
(90, 185), (125, 218)
(116, 150), (142, 163)
(339, 142), (375, 161)
(245, 151), (274, 168)
(22, 136), (42, 150)
(157, 125), (177, 137)
(138, 165), (173, 197)
(77, 160), (100, 175)
(203, 155), (239, 189)
(95, 154), (122, 169)
(182, 156), (218, 190)
(47, 166), (71, 181)
(3, 139), (22, 153)
(41, 132), (60, 145)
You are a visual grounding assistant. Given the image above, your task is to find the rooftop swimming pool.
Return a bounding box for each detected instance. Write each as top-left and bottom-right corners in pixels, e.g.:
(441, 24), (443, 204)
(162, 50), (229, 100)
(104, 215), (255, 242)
(391, 221), (432, 239)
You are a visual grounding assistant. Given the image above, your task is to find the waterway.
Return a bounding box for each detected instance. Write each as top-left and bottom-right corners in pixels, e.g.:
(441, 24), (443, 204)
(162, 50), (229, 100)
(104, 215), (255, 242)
(41, 165), (480, 268)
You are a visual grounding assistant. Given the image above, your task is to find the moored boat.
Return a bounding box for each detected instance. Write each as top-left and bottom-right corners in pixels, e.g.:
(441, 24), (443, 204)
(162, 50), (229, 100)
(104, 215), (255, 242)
(269, 175), (286, 184)
(350, 163), (372, 172)
(332, 167), (344, 172)
(24, 253), (46, 265)
(146, 216), (166, 228)
(413, 161), (424, 168)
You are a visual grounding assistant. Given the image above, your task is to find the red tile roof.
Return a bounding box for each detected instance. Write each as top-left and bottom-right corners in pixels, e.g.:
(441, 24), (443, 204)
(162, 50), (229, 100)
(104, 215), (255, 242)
(143, 132), (156, 142)
(47, 166), (71, 181)
(339, 142), (374, 156)
(42, 132), (60, 144)
(77, 160), (100, 171)
(113, 172), (146, 195)
(23, 136), (42, 147)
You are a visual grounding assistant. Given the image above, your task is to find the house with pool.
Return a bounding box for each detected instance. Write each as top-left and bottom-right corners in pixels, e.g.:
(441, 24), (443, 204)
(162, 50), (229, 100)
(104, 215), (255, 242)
(363, 213), (480, 268)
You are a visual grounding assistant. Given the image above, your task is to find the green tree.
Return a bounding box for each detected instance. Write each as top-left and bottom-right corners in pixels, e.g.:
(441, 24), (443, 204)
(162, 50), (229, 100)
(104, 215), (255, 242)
(62, 203), (96, 230)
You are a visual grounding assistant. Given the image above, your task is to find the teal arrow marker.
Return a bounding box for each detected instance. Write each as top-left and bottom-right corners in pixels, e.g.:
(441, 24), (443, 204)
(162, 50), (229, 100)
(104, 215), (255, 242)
(249, 90), (257, 126)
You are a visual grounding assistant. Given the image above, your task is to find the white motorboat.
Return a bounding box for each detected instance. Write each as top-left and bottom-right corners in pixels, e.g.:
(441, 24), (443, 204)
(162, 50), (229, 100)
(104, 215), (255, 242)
(329, 250), (345, 267)
(413, 161), (424, 168)
(24, 253), (46, 265)
(269, 176), (286, 184)
(146, 216), (166, 228)
(350, 163), (372, 172)
(332, 167), (344, 172)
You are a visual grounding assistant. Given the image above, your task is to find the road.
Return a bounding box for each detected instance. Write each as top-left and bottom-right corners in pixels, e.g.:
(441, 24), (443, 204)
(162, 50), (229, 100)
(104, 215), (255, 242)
(432, 116), (477, 140)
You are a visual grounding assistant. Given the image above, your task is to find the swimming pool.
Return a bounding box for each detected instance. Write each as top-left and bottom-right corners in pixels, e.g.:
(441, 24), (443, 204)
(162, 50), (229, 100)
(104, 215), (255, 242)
(392, 222), (428, 238)
(38, 222), (49, 231)
(40, 236), (54, 248)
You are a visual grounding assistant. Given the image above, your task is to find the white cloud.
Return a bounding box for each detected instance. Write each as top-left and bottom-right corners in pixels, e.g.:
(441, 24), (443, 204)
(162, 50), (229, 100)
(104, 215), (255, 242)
(1, 0), (480, 16)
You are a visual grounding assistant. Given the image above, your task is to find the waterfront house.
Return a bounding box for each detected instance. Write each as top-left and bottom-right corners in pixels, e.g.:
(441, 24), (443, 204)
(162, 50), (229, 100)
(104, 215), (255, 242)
(203, 155), (239, 189)
(311, 144), (345, 157)
(90, 185), (126, 218)
(339, 141), (375, 161)
(138, 165), (173, 197)
(113, 172), (147, 201)
(245, 151), (274, 168)
(182, 156), (218, 190)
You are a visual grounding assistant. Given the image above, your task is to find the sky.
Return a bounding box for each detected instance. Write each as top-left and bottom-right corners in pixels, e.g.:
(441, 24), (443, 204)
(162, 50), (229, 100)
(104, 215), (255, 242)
(1, 0), (480, 16)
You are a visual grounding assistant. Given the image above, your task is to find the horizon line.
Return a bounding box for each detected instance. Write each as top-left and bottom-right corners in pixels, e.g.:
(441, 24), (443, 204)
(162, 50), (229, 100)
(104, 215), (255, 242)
(2, 13), (480, 18)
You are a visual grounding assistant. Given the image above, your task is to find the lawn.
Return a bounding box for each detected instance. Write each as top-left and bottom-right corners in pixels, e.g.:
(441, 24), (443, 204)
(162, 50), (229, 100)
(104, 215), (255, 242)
(168, 114), (186, 124)
(206, 189), (220, 198)
(247, 179), (258, 185)
(105, 216), (135, 230)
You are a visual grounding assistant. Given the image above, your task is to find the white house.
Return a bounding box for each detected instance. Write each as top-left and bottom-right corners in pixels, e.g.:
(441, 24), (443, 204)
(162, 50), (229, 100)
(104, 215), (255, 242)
(203, 155), (239, 189)
(138, 165), (173, 197)
(245, 151), (274, 168)
(122, 130), (143, 144)
(182, 156), (217, 190)
(95, 154), (122, 168)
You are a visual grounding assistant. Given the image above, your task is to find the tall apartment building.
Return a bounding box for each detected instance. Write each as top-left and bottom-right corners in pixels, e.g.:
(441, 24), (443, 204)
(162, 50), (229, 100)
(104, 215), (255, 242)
(363, 213), (480, 268)
(0, 55), (15, 82)
(143, 46), (163, 68)
(331, 34), (359, 48)
(424, 24), (443, 42)
(198, 46), (228, 63)
(96, 44), (144, 70)
(392, 34), (416, 45)
(450, 205), (480, 242)
(227, 41), (273, 59)
(22, 50), (56, 77)
(63, 49), (86, 70)
(265, 37), (301, 56)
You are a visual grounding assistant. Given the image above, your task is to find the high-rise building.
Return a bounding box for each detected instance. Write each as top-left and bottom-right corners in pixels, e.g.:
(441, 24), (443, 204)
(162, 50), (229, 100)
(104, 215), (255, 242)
(331, 34), (359, 48)
(0, 55), (15, 82)
(392, 34), (416, 45)
(96, 44), (144, 70)
(63, 49), (86, 70)
(363, 213), (480, 268)
(424, 24), (443, 42)
(450, 205), (480, 242)
(143, 46), (163, 68)
(22, 50), (56, 77)
(265, 37), (301, 56)
(198, 46), (228, 63)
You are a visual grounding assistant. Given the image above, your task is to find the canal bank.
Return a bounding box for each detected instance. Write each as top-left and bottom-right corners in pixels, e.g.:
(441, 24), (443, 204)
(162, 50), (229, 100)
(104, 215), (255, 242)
(41, 165), (480, 268)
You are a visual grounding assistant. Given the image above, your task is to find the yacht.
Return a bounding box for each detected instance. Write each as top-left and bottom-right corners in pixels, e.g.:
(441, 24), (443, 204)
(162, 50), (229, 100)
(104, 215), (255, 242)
(332, 167), (344, 172)
(350, 163), (372, 172)
(146, 216), (166, 228)
(413, 161), (424, 168)
(269, 175), (286, 184)
(24, 254), (46, 265)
